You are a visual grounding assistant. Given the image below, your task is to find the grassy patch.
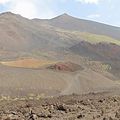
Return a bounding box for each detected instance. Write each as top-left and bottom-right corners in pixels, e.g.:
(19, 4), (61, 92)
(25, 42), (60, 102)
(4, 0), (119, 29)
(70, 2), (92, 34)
(56, 28), (120, 45)
(78, 32), (120, 45)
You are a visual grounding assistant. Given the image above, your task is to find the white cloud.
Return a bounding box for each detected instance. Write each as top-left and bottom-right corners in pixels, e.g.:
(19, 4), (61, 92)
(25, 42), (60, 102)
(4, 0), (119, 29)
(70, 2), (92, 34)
(87, 14), (101, 18)
(0, 0), (57, 19)
(10, 0), (38, 18)
(0, 0), (10, 4)
(76, 0), (100, 4)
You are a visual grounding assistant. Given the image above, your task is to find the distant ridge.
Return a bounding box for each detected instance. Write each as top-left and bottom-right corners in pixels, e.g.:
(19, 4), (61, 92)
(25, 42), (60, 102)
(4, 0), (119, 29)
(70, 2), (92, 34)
(31, 12), (120, 40)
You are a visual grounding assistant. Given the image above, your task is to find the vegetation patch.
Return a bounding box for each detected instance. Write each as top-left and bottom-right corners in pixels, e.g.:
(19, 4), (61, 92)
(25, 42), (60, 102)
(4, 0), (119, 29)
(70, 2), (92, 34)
(56, 28), (120, 45)
(78, 32), (120, 45)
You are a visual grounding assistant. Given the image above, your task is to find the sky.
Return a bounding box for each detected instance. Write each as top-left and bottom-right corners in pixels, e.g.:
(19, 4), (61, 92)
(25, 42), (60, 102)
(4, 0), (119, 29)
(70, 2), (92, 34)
(0, 0), (120, 27)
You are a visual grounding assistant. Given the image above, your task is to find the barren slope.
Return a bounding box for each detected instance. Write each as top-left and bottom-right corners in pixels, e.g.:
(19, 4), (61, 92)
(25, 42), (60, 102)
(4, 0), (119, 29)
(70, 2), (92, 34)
(0, 12), (120, 97)
(33, 13), (120, 39)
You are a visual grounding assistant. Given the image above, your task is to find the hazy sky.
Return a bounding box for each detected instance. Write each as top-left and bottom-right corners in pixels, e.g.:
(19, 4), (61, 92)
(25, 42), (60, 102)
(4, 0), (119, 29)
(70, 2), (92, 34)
(0, 0), (119, 26)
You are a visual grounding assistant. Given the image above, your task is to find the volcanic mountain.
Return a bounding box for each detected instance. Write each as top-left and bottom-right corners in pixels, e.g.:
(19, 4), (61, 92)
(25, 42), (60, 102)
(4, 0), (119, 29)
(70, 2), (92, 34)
(0, 12), (120, 97)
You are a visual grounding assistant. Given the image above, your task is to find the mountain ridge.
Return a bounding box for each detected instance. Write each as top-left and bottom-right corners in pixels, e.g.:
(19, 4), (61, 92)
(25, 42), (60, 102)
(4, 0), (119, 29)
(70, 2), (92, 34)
(34, 12), (120, 28)
(0, 12), (120, 58)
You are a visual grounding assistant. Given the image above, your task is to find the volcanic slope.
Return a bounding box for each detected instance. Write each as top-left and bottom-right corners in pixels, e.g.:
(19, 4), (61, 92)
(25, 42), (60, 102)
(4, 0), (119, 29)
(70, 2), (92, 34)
(0, 12), (120, 97)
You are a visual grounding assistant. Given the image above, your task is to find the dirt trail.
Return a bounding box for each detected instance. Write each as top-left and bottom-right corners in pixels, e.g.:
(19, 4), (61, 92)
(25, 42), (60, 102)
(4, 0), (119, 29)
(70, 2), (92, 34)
(0, 64), (119, 97)
(61, 69), (120, 95)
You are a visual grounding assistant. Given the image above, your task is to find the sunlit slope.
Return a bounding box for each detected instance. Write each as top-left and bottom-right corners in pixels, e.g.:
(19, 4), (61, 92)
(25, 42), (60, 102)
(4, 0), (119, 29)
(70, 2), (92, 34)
(75, 32), (120, 45)
(55, 28), (120, 45)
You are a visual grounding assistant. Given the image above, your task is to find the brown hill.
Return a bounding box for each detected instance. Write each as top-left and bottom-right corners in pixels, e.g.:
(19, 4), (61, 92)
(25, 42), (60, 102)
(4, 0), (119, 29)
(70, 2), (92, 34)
(0, 12), (120, 97)
(34, 13), (120, 39)
(47, 62), (83, 72)
(70, 41), (120, 78)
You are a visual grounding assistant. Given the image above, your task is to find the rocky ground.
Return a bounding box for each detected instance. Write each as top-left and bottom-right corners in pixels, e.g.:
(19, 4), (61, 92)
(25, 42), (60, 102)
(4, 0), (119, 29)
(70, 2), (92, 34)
(1, 92), (120, 120)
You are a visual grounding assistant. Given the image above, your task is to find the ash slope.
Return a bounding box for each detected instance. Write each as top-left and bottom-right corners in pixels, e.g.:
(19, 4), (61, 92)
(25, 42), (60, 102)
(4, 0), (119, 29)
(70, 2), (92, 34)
(0, 12), (120, 53)
(33, 13), (120, 39)
(0, 12), (120, 97)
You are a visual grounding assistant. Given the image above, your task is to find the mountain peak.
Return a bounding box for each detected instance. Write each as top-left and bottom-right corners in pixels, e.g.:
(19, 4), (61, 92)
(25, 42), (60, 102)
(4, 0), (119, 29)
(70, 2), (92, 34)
(0, 12), (23, 18)
(0, 12), (29, 21)
(51, 13), (73, 20)
(0, 12), (15, 16)
(61, 13), (70, 16)
(59, 13), (72, 18)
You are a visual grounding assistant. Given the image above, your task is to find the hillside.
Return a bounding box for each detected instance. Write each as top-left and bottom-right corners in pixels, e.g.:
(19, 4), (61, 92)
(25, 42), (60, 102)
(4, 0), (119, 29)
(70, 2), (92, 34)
(33, 13), (120, 39)
(0, 12), (120, 53)
(0, 12), (120, 97)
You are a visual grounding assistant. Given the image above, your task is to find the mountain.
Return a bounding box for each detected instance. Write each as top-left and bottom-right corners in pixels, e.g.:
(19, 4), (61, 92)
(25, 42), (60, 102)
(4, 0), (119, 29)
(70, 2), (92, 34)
(0, 12), (120, 53)
(33, 13), (120, 39)
(0, 12), (120, 97)
(0, 13), (82, 51)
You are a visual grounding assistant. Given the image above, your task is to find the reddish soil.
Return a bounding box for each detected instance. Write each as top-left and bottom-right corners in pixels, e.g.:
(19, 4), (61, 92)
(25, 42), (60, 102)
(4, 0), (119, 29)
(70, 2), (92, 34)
(47, 62), (83, 72)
